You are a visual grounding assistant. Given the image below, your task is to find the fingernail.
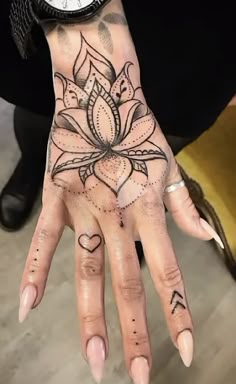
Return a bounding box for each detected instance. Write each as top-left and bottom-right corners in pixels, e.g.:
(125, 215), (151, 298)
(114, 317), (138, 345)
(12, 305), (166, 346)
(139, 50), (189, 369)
(86, 336), (106, 383)
(18, 285), (37, 323)
(177, 330), (193, 367)
(200, 218), (224, 249)
(130, 357), (150, 384)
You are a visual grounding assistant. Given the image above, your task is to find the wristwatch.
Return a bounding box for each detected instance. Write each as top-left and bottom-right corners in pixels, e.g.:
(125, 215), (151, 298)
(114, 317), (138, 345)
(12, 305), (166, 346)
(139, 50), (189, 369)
(10, 0), (111, 59)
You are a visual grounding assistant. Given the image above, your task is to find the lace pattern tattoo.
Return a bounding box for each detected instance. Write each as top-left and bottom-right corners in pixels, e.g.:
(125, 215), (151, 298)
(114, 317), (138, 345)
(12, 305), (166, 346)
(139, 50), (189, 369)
(83, 9), (128, 54)
(50, 34), (168, 211)
(43, 9), (127, 54)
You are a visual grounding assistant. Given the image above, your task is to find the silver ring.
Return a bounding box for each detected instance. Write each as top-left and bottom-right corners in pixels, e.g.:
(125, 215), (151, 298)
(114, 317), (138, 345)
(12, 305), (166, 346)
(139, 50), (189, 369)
(165, 179), (186, 193)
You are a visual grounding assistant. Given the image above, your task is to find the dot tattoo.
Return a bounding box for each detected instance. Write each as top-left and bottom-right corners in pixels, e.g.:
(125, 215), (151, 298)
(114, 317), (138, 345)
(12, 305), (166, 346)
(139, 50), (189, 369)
(118, 210), (124, 228)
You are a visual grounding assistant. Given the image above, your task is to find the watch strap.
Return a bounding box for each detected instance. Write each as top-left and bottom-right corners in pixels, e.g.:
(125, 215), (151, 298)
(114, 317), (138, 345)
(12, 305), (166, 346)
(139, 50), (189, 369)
(10, 0), (36, 59)
(10, 0), (112, 59)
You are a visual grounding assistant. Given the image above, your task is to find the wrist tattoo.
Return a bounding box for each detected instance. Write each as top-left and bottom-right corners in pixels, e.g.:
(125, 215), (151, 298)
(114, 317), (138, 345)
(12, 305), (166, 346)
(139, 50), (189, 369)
(84, 9), (128, 54)
(43, 9), (127, 54)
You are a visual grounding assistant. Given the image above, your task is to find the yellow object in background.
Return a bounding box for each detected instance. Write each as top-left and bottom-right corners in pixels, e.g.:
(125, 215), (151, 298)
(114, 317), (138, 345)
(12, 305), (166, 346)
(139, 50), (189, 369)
(177, 106), (236, 264)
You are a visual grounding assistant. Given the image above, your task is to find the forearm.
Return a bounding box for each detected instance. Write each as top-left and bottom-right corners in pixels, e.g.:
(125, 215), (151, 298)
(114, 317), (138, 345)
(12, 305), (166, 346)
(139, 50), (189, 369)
(44, 0), (141, 93)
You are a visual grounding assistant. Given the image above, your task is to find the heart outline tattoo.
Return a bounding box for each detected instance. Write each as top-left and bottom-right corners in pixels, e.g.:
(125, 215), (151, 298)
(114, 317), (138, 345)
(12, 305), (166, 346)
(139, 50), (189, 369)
(78, 234), (102, 253)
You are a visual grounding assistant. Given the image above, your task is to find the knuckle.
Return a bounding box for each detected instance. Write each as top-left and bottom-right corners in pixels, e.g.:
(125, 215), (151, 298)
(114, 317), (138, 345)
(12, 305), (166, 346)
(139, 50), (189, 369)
(50, 177), (76, 202)
(53, 177), (71, 190)
(80, 256), (103, 279)
(127, 333), (149, 347)
(38, 228), (49, 242)
(38, 227), (59, 246)
(28, 264), (39, 274)
(81, 313), (103, 324)
(123, 253), (135, 262)
(172, 308), (187, 322)
(118, 278), (144, 302)
(159, 265), (182, 288)
(28, 262), (48, 276)
(141, 192), (164, 218)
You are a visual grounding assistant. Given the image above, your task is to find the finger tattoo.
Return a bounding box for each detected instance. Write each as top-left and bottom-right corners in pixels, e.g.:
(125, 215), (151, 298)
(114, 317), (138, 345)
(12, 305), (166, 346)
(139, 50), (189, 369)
(170, 290), (186, 315)
(78, 234), (102, 253)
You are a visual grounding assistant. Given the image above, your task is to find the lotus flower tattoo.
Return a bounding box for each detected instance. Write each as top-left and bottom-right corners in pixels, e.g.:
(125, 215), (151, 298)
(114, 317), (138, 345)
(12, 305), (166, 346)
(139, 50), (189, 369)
(51, 34), (167, 196)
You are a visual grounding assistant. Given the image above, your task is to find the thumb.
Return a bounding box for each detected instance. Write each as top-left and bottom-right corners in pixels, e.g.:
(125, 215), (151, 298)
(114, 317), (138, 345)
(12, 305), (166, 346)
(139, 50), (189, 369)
(163, 161), (224, 248)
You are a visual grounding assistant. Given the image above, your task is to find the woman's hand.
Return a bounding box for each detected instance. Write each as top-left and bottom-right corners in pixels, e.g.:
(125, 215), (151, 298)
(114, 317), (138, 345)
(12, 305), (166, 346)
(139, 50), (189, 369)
(18, 2), (224, 383)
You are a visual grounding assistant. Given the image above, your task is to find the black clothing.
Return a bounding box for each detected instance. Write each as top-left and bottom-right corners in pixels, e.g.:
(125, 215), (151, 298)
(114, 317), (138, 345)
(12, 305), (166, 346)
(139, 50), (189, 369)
(0, 1), (235, 138)
(0, 107), (51, 230)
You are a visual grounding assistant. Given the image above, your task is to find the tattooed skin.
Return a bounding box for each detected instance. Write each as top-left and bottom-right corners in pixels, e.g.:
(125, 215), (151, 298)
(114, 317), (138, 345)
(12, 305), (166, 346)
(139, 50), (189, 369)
(78, 234), (102, 253)
(170, 290), (186, 314)
(50, 34), (168, 211)
(82, 9), (128, 54)
(43, 9), (127, 54)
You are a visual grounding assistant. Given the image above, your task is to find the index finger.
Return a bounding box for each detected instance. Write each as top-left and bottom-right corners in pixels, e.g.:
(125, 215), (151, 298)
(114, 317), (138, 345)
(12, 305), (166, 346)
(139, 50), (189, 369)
(19, 187), (65, 322)
(100, 217), (152, 383)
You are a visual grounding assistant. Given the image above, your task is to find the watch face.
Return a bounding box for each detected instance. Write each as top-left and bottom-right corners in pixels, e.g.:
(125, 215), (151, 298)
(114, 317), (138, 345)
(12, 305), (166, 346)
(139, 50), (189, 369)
(44, 0), (94, 12)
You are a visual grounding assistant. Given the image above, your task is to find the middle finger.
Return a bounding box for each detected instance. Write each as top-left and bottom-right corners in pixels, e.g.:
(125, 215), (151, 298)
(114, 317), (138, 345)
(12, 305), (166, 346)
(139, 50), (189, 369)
(102, 221), (152, 382)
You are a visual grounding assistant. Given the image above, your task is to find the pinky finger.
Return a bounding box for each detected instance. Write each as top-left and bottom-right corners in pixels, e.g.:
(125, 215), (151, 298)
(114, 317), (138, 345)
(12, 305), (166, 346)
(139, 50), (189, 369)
(19, 200), (64, 323)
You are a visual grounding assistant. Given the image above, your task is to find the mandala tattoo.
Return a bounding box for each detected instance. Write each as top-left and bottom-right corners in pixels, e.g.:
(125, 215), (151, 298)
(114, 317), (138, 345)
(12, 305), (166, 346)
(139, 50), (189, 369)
(51, 34), (168, 210)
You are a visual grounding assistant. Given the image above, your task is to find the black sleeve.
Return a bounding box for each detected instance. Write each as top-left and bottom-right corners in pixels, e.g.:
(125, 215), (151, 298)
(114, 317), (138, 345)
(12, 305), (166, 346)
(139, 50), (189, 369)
(0, 1), (54, 116)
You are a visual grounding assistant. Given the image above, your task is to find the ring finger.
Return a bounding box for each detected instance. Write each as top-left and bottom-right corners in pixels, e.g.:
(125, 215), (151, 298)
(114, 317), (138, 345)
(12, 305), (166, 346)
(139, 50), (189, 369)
(74, 217), (108, 383)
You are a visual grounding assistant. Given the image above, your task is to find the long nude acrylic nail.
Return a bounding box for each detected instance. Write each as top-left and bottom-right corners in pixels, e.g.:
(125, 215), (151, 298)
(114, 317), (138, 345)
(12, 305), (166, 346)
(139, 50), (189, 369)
(18, 285), (37, 323)
(86, 336), (106, 383)
(177, 330), (193, 367)
(130, 357), (150, 384)
(200, 218), (224, 249)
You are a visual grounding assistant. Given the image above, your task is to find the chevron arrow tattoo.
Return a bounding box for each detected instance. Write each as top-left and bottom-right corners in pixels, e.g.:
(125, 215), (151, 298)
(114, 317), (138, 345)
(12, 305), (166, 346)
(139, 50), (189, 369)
(170, 290), (186, 314)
